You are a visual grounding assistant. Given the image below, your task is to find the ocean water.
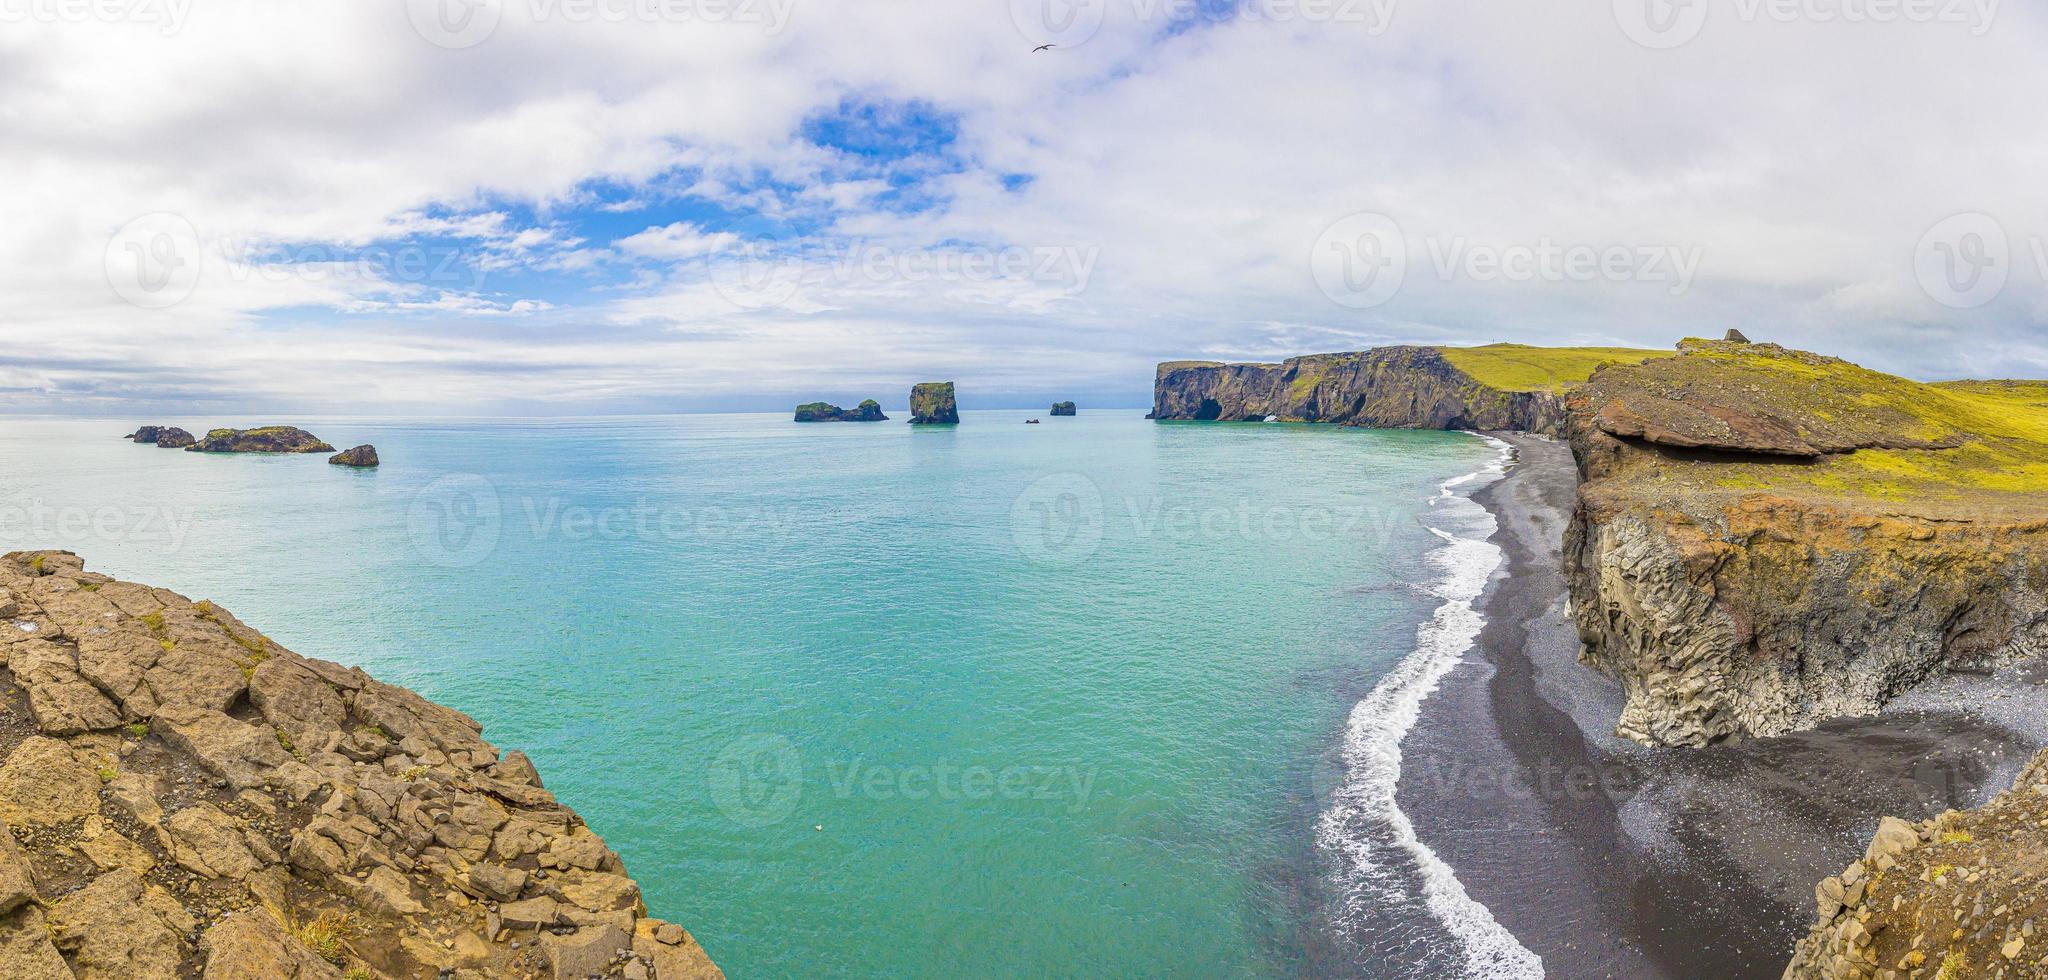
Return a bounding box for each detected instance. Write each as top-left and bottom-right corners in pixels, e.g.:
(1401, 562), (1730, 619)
(0, 411), (1511, 978)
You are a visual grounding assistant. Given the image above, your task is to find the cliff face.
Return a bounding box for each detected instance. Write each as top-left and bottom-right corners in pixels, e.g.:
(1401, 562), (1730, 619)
(1562, 341), (2048, 746)
(1784, 746), (2048, 979)
(0, 551), (720, 980)
(1148, 346), (1569, 433)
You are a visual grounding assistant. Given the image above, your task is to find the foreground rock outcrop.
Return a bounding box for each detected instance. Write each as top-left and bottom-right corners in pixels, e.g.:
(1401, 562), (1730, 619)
(1146, 344), (1661, 434)
(1564, 340), (2048, 746)
(793, 400), (888, 422)
(1785, 746), (2048, 979)
(188, 427), (335, 454)
(908, 383), (958, 425)
(0, 551), (721, 980)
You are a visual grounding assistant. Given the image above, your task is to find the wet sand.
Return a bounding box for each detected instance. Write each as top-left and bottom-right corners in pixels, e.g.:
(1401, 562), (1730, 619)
(1395, 433), (2046, 978)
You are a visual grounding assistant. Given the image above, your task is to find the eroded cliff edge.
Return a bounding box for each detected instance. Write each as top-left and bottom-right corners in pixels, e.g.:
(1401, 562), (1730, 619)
(1148, 345), (1587, 432)
(1562, 340), (2048, 747)
(0, 551), (721, 980)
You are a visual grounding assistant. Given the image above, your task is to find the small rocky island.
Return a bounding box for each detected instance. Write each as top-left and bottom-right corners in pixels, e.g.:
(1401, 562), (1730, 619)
(793, 400), (888, 422)
(328, 445), (379, 467)
(907, 383), (958, 425)
(188, 426), (335, 454)
(0, 551), (721, 979)
(127, 426), (196, 449)
(1050, 402), (1076, 416)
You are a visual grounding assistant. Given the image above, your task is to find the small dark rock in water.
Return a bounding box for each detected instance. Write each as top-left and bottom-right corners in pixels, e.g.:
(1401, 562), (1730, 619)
(1025, 418), (1040, 424)
(155, 427), (196, 449)
(1725, 328), (1751, 343)
(186, 426), (335, 454)
(124, 425), (162, 443)
(908, 382), (959, 425)
(329, 444), (379, 467)
(794, 399), (889, 422)
(1050, 401), (1077, 416)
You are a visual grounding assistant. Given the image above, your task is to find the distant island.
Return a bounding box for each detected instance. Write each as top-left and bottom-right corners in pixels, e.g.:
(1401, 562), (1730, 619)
(794, 400), (888, 422)
(908, 383), (959, 425)
(1050, 401), (1076, 416)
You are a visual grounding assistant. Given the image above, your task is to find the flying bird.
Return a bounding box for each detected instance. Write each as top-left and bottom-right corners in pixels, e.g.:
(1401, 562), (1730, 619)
(1033, 43), (1056, 52)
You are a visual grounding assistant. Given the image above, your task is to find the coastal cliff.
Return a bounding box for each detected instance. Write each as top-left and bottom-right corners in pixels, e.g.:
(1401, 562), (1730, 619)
(1562, 340), (2048, 746)
(0, 551), (719, 980)
(1784, 745), (2048, 978)
(1146, 344), (1663, 433)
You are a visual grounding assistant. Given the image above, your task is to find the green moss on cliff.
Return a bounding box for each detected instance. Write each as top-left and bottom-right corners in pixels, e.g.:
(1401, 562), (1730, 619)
(1439, 343), (1671, 393)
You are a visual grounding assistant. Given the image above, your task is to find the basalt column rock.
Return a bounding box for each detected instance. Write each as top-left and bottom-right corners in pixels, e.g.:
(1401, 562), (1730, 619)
(908, 383), (959, 425)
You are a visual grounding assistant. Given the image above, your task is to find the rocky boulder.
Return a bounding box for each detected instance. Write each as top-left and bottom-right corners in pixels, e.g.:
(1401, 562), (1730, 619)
(0, 550), (722, 980)
(794, 400), (888, 422)
(124, 426), (162, 443)
(186, 427), (335, 454)
(155, 427), (195, 449)
(908, 383), (959, 425)
(1050, 401), (1076, 416)
(327, 445), (378, 467)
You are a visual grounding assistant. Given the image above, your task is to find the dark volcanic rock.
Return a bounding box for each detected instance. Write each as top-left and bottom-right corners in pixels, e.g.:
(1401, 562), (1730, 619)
(186, 426), (335, 454)
(1724, 328), (1751, 343)
(1050, 401), (1077, 416)
(327, 445), (379, 467)
(794, 400), (888, 422)
(155, 427), (195, 449)
(908, 383), (959, 425)
(1148, 346), (1567, 433)
(124, 426), (162, 443)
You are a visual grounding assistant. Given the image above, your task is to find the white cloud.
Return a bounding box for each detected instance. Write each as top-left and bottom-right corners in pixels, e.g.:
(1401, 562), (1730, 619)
(3, 0), (2048, 413)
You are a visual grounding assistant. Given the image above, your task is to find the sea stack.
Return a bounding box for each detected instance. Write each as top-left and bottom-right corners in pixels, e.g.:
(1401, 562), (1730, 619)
(124, 425), (162, 443)
(155, 427), (196, 449)
(329, 444), (379, 467)
(908, 382), (959, 424)
(795, 400), (889, 422)
(1050, 401), (1077, 416)
(186, 426), (335, 454)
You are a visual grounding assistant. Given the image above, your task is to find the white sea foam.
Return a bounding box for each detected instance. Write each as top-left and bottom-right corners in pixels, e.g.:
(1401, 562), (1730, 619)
(1315, 434), (1543, 978)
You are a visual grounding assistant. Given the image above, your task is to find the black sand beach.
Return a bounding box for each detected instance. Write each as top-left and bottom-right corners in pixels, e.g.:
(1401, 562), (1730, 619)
(1395, 433), (2047, 979)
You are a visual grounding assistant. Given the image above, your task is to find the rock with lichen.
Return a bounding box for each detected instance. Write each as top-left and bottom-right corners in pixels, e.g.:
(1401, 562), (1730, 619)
(794, 400), (888, 422)
(907, 383), (958, 425)
(0, 550), (723, 980)
(186, 427), (334, 454)
(327, 445), (378, 467)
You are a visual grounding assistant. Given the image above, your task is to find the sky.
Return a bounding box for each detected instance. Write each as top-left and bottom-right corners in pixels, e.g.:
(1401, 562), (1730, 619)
(2, 0), (2045, 415)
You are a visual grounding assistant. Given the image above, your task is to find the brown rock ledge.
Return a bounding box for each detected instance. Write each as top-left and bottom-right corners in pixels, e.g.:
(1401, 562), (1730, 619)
(0, 551), (721, 980)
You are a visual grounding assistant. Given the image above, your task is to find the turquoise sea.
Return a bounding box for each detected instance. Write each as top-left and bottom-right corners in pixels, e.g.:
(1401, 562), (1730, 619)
(0, 412), (1503, 978)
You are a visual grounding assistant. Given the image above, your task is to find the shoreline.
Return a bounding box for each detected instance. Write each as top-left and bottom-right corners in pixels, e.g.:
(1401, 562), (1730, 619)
(1394, 432), (2048, 978)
